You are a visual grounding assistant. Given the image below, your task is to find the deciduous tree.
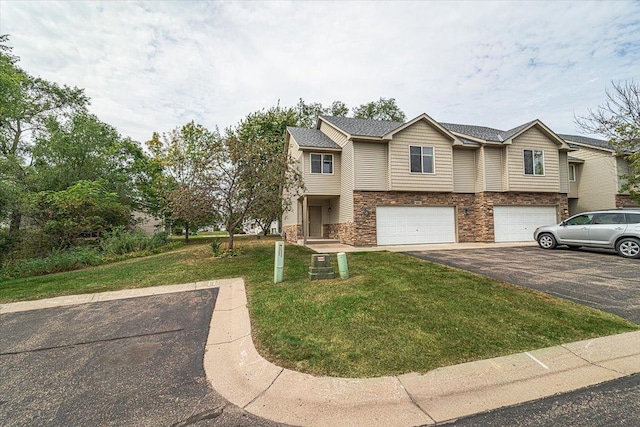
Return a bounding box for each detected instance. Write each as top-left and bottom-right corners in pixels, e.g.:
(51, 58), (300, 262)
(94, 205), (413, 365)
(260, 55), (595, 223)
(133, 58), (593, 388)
(576, 81), (640, 202)
(0, 35), (89, 232)
(352, 97), (406, 122)
(151, 122), (219, 243)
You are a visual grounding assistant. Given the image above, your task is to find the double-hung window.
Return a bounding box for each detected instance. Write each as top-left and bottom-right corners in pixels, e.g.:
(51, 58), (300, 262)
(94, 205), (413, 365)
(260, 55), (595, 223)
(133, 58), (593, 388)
(310, 153), (333, 174)
(569, 164), (576, 182)
(410, 146), (434, 174)
(523, 149), (545, 176)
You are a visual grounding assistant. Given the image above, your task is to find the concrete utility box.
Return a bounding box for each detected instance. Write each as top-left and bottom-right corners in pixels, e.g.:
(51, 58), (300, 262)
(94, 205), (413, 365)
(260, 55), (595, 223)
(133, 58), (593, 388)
(309, 254), (335, 280)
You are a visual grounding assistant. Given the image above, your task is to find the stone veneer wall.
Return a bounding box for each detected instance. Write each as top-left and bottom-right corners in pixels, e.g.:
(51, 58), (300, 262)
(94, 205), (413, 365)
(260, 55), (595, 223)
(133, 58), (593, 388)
(282, 224), (301, 243)
(352, 191), (569, 247)
(325, 222), (356, 246)
(616, 194), (640, 208)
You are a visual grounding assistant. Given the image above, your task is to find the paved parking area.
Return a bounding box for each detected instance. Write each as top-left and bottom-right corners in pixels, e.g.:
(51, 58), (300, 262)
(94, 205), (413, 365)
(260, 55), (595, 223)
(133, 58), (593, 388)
(0, 289), (286, 427)
(407, 246), (640, 324)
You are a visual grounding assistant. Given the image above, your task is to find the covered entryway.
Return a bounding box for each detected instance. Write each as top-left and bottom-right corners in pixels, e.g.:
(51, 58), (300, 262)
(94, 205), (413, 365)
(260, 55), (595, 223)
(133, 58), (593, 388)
(376, 206), (456, 245)
(493, 205), (557, 242)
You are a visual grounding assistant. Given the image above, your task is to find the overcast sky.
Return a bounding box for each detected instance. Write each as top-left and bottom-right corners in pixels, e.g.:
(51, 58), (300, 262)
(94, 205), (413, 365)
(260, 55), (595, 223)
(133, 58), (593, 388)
(1, 1), (639, 143)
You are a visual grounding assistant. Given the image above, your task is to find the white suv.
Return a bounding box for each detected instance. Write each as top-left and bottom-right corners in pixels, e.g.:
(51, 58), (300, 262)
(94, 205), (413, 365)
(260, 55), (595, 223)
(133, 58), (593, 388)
(533, 210), (640, 259)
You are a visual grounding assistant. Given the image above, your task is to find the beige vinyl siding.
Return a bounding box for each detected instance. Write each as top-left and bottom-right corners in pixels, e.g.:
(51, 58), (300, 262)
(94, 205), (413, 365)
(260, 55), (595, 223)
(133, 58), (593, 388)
(475, 147), (485, 192)
(354, 143), (388, 190)
(319, 121), (348, 147)
(617, 157), (631, 194)
(288, 137), (301, 168)
(283, 138), (302, 227)
(282, 195), (299, 226)
(302, 152), (341, 195)
(389, 120), (454, 192)
(569, 164), (580, 198)
(339, 142), (355, 222)
(507, 127), (560, 192)
(571, 145), (617, 211)
(484, 147), (504, 192)
(453, 149), (475, 193)
(559, 152), (569, 194)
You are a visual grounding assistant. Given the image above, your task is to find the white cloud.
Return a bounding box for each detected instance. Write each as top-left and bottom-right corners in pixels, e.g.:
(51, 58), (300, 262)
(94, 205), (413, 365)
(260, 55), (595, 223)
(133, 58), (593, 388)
(1, 0), (639, 142)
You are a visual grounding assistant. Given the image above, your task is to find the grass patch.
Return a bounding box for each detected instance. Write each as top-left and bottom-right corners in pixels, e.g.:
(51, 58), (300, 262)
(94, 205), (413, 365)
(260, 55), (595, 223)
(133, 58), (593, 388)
(1, 239), (636, 378)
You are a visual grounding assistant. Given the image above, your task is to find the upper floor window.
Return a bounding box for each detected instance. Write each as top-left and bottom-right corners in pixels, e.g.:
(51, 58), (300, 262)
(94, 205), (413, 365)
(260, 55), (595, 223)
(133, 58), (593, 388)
(310, 153), (333, 174)
(524, 149), (544, 176)
(410, 146), (434, 174)
(569, 164), (576, 182)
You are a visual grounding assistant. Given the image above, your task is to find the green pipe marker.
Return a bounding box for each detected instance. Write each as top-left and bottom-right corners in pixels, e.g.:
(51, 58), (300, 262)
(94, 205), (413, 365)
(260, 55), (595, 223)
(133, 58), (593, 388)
(337, 252), (349, 279)
(274, 241), (285, 283)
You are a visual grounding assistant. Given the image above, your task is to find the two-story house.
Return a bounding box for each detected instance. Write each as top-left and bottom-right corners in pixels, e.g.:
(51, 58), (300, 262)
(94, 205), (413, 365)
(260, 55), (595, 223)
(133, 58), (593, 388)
(557, 134), (638, 215)
(283, 114), (577, 247)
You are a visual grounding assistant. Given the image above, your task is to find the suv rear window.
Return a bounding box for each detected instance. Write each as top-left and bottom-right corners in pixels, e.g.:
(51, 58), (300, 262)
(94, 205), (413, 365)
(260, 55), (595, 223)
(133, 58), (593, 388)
(626, 213), (640, 224)
(592, 213), (626, 224)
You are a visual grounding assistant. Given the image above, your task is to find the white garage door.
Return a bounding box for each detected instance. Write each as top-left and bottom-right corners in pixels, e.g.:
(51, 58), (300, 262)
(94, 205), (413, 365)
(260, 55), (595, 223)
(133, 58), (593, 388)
(494, 206), (557, 242)
(376, 206), (456, 245)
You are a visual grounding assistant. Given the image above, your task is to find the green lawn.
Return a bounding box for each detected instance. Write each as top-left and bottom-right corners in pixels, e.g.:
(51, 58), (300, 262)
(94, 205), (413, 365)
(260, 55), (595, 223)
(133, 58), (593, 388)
(1, 238), (637, 378)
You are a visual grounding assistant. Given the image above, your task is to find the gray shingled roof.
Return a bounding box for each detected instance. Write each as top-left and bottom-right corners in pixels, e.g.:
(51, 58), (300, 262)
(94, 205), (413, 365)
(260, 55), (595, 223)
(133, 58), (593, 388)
(440, 123), (505, 141)
(441, 120), (538, 142)
(558, 134), (613, 150)
(501, 120), (538, 140)
(568, 156), (585, 163)
(320, 115), (403, 137)
(287, 127), (341, 150)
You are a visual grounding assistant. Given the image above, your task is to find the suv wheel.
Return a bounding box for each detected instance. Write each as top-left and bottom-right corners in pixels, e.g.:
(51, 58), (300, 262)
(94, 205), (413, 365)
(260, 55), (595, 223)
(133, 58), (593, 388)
(615, 238), (640, 259)
(537, 233), (557, 249)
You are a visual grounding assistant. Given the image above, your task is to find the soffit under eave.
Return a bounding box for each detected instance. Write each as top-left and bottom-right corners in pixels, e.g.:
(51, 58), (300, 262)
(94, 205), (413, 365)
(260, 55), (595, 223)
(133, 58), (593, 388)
(298, 146), (342, 153)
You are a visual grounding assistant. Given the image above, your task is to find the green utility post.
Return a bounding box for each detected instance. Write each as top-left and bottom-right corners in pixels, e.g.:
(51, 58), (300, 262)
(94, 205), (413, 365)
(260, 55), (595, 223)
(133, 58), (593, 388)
(337, 252), (349, 279)
(274, 241), (285, 283)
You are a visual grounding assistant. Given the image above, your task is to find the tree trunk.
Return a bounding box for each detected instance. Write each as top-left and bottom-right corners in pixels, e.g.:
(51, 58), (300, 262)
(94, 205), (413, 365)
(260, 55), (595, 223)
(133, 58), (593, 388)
(9, 211), (22, 234)
(228, 229), (234, 250)
(184, 222), (190, 244)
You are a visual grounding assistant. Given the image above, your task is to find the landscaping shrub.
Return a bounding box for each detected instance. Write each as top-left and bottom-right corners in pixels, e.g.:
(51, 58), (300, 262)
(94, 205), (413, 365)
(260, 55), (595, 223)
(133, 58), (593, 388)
(210, 237), (243, 257)
(0, 228), (178, 280)
(1, 246), (103, 278)
(99, 228), (171, 256)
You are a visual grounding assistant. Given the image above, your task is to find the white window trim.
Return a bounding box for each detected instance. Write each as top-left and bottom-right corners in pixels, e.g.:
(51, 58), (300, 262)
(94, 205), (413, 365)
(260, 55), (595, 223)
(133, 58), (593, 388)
(409, 145), (435, 174)
(310, 153), (334, 175)
(569, 164), (576, 182)
(523, 149), (545, 176)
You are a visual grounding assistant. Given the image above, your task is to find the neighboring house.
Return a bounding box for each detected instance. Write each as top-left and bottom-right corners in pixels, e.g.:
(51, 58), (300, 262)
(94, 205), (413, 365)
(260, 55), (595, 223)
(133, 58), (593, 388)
(557, 134), (638, 215)
(132, 211), (165, 235)
(282, 114), (575, 246)
(243, 220), (280, 235)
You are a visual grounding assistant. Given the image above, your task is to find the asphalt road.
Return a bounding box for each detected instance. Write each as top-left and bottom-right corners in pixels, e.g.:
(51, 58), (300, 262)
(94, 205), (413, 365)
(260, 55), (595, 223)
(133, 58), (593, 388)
(0, 289), (288, 427)
(442, 373), (640, 427)
(407, 246), (640, 324)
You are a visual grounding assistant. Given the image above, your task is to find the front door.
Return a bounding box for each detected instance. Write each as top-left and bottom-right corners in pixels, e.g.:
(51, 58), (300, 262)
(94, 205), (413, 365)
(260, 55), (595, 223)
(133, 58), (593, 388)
(308, 206), (323, 238)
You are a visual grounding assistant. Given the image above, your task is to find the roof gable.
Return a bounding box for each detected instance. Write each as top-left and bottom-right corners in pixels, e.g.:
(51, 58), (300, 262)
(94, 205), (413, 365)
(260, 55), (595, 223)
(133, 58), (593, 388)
(442, 120), (570, 149)
(287, 127), (342, 150)
(383, 113), (459, 143)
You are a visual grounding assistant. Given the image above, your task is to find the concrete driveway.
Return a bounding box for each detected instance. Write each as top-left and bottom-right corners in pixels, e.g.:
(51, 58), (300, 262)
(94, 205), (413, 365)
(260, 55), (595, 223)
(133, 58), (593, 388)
(407, 246), (640, 324)
(0, 289), (287, 427)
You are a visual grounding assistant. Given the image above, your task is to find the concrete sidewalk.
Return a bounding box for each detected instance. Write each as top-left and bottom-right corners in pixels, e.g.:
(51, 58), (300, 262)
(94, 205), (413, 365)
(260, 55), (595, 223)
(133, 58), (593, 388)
(205, 280), (640, 427)
(3, 280), (639, 427)
(302, 239), (537, 254)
